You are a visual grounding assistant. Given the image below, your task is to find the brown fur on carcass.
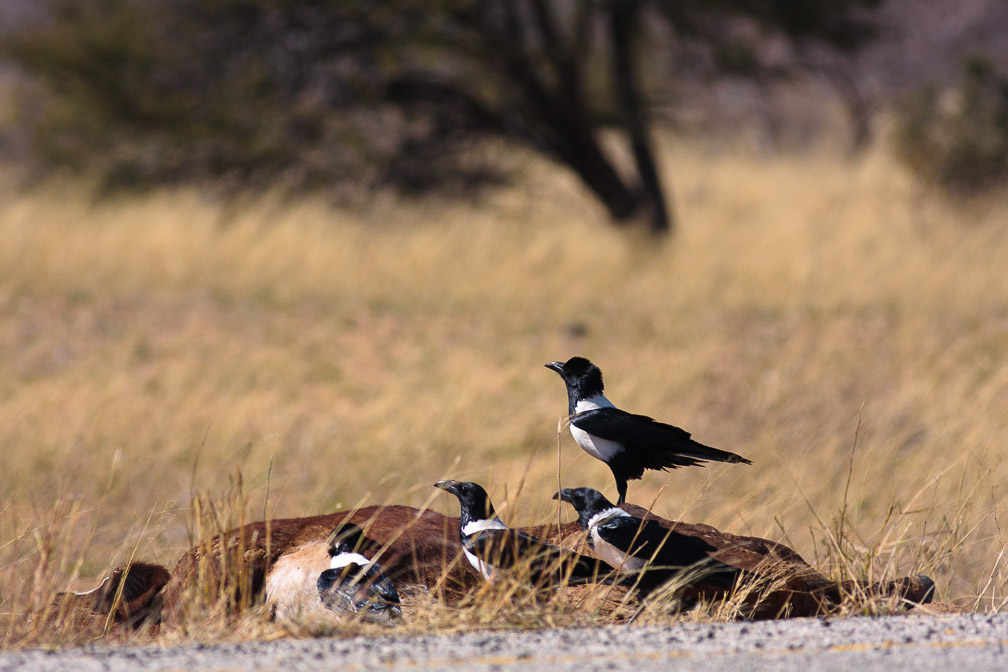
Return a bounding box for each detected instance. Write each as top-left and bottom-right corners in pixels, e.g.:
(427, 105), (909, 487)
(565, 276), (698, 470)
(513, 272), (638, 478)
(59, 503), (935, 631)
(161, 504), (474, 622)
(620, 503), (933, 617)
(50, 562), (172, 633)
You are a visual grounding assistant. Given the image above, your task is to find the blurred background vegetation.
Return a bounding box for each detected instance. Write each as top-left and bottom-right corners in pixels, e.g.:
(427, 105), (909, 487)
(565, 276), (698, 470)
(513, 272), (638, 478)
(1, 0), (1006, 232)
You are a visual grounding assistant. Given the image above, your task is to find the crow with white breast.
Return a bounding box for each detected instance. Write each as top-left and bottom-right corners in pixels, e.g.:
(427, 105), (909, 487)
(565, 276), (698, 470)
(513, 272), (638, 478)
(546, 356), (752, 504)
(554, 486), (744, 598)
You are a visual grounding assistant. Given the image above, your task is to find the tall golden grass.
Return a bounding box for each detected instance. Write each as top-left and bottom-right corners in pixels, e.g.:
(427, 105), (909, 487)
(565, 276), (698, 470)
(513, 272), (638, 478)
(1, 138), (1006, 645)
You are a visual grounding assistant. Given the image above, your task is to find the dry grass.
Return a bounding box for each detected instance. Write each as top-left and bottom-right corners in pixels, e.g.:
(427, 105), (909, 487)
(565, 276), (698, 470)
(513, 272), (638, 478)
(1, 137), (1007, 646)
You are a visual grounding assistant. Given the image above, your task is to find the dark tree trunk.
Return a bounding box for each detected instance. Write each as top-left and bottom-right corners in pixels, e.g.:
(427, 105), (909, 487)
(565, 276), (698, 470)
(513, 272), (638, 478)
(608, 0), (673, 234)
(543, 105), (642, 222)
(827, 62), (874, 153)
(491, 1), (639, 223)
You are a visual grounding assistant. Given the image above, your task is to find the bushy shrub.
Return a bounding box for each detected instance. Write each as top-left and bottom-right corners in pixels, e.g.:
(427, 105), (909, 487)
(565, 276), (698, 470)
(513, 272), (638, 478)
(894, 56), (1008, 196)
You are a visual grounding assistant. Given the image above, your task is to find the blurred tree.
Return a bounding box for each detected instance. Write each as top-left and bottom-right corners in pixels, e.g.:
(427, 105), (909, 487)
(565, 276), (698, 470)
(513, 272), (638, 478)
(2, 0), (881, 234)
(894, 55), (1008, 196)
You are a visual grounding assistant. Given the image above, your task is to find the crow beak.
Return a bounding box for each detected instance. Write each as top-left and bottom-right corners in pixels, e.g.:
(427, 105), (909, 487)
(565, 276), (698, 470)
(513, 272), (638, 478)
(545, 361), (565, 375)
(434, 480), (459, 494)
(552, 489), (573, 503)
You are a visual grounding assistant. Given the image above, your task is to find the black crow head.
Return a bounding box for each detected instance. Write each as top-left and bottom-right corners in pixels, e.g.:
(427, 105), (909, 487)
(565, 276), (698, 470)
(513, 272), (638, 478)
(434, 480), (498, 527)
(326, 523), (376, 557)
(545, 356), (604, 404)
(553, 487), (617, 530)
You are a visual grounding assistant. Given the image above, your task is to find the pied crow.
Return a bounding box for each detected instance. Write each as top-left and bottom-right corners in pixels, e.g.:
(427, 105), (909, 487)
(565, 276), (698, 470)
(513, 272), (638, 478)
(546, 356), (751, 504)
(554, 486), (743, 597)
(434, 479), (623, 588)
(318, 523), (402, 622)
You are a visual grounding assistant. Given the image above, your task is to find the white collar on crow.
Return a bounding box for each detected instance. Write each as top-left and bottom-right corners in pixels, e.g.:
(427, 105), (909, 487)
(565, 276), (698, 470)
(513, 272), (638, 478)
(462, 517), (508, 536)
(574, 393), (615, 414)
(587, 507), (631, 530)
(330, 552), (372, 570)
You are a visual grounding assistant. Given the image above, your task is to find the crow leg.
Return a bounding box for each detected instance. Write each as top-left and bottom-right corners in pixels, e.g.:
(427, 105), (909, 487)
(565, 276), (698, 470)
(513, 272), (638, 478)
(615, 478), (628, 505)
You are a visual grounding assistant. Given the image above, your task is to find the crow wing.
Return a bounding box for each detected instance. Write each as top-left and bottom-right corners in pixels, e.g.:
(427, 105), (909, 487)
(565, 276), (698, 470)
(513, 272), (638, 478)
(571, 407), (751, 470)
(360, 564), (401, 608)
(467, 528), (622, 586)
(596, 518), (719, 567)
(317, 569), (357, 616)
(320, 563), (401, 615)
(596, 518), (742, 591)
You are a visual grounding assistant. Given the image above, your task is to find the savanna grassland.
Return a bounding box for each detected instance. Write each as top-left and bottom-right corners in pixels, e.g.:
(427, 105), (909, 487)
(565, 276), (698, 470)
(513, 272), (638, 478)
(1, 139), (1006, 645)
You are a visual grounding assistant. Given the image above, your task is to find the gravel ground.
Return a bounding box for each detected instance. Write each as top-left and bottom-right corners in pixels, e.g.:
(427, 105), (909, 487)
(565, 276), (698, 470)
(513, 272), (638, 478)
(3, 613), (1007, 672)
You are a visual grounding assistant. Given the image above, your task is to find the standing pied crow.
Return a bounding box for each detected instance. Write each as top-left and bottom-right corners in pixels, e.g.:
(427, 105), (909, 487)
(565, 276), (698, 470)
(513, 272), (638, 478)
(546, 356), (752, 504)
(554, 486), (743, 597)
(434, 479), (623, 587)
(318, 523), (402, 622)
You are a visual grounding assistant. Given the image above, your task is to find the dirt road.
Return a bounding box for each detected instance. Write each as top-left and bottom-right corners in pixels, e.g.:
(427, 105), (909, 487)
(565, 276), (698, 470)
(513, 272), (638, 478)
(3, 612), (1006, 672)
